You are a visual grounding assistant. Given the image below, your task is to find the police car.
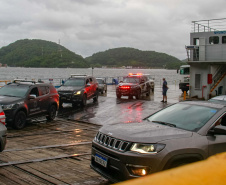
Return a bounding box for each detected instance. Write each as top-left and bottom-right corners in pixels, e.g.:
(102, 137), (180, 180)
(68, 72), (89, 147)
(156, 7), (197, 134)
(116, 73), (154, 99)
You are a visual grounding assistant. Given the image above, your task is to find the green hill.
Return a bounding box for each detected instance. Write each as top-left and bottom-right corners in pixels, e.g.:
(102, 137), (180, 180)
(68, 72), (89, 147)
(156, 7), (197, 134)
(85, 47), (183, 69)
(0, 39), (89, 68)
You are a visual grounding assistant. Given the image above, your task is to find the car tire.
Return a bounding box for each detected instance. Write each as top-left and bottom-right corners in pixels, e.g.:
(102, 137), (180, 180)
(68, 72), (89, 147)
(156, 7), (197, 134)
(117, 94), (121, 99)
(13, 111), (26, 129)
(136, 90), (141, 99)
(46, 105), (57, 121)
(93, 90), (99, 102)
(81, 94), (87, 106)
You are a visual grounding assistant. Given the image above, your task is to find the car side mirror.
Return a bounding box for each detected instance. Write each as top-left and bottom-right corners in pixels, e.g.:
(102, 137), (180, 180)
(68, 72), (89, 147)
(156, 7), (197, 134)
(210, 125), (226, 135)
(29, 94), (36, 99)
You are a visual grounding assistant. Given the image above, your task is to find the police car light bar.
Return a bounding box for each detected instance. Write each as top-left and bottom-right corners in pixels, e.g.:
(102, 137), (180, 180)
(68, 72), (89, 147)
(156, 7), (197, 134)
(128, 73), (143, 76)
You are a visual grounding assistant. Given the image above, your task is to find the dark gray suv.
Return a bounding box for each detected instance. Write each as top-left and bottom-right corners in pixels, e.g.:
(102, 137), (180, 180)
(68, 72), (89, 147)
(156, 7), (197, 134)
(91, 101), (226, 183)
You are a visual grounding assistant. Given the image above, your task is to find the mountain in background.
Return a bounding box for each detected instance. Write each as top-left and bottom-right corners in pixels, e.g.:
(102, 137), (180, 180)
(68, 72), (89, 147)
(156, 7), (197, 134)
(0, 39), (89, 68)
(85, 47), (183, 69)
(0, 39), (184, 69)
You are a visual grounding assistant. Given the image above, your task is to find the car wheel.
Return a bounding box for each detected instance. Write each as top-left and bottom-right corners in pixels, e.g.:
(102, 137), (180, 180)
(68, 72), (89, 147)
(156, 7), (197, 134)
(93, 90), (99, 102)
(13, 111), (26, 129)
(117, 94), (121, 99)
(81, 94), (87, 106)
(136, 90), (141, 99)
(46, 105), (57, 121)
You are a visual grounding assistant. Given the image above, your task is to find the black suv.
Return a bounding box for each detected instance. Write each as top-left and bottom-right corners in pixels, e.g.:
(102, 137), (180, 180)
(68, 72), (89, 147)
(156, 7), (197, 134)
(57, 75), (99, 107)
(0, 80), (59, 129)
(116, 73), (154, 99)
(91, 101), (226, 183)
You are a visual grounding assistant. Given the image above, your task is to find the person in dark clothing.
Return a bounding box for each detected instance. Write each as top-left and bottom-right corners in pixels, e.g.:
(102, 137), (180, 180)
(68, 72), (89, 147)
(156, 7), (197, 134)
(161, 78), (168, 103)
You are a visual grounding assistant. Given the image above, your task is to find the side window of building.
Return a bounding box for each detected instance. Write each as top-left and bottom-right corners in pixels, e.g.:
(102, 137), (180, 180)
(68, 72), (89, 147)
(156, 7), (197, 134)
(195, 74), (201, 89)
(222, 36), (226, 44)
(209, 36), (219, 44)
(30, 87), (39, 97)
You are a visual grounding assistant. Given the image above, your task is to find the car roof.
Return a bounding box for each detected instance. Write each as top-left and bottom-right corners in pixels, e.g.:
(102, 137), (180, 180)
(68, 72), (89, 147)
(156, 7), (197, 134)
(179, 101), (226, 109)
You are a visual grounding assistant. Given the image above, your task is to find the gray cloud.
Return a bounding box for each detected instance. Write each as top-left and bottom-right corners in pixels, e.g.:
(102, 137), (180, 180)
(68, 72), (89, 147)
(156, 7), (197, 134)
(0, 0), (225, 60)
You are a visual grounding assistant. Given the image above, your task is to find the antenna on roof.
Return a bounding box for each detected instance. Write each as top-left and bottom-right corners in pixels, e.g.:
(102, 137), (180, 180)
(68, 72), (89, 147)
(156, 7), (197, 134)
(58, 39), (62, 58)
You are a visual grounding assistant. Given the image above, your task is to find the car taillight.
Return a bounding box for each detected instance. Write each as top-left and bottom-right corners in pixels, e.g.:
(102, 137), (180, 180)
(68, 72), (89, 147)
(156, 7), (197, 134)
(120, 86), (131, 89)
(0, 111), (6, 125)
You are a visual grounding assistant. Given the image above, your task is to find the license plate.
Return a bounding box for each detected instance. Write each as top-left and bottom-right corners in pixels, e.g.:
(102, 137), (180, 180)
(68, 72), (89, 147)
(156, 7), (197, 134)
(95, 153), (108, 167)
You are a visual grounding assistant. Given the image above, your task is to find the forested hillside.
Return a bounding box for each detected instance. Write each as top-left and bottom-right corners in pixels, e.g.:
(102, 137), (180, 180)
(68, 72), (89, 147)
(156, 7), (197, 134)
(86, 47), (183, 69)
(0, 39), (89, 68)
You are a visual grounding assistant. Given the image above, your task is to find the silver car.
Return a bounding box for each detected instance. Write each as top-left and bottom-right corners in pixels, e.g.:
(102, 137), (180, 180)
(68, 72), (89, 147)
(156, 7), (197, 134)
(96, 78), (107, 94)
(0, 106), (7, 152)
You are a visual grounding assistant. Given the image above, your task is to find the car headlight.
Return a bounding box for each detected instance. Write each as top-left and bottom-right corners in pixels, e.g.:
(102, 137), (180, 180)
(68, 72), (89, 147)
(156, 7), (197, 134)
(130, 143), (165, 154)
(2, 104), (16, 110)
(74, 91), (81, 95)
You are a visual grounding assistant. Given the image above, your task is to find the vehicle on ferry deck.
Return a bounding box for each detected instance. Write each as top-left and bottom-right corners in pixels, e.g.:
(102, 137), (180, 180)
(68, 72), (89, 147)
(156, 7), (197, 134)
(178, 65), (190, 93)
(116, 73), (154, 99)
(96, 78), (107, 94)
(57, 74), (99, 107)
(0, 79), (59, 129)
(91, 101), (226, 183)
(0, 106), (7, 152)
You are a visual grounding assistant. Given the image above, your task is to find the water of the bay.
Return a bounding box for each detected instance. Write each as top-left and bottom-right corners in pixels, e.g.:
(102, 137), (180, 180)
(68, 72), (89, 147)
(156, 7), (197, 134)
(0, 67), (183, 86)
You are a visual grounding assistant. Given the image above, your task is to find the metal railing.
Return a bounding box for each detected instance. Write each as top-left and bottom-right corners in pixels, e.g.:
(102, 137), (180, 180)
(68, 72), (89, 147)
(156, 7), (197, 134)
(192, 18), (226, 33)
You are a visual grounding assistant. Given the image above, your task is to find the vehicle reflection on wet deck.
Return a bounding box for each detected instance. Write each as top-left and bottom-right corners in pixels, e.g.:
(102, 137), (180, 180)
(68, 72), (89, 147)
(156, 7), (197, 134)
(58, 84), (182, 125)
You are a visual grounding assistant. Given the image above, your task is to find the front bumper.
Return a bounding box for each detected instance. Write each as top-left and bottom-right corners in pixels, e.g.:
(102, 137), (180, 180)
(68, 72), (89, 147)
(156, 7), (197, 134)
(3, 109), (16, 124)
(91, 141), (163, 183)
(59, 93), (83, 103)
(116, 89), (137, 96)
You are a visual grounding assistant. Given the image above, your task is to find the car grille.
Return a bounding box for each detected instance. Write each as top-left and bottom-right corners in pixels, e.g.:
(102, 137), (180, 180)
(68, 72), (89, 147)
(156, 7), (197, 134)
(94, 132), (130, 152)
(58, 91), (73, 95)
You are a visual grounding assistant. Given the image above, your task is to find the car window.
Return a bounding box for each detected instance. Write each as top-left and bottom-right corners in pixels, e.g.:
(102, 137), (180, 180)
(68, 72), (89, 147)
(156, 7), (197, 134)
(0, 85), (29, 98)
(147, 103), (219, 132)
(97, 79), (104, 84)
(30, 87), (39, 97)
(123, 77), (139, 83)
(39, 86), (49, 96)
(64, 78), (85, 86)
(215, 114), (226, 126)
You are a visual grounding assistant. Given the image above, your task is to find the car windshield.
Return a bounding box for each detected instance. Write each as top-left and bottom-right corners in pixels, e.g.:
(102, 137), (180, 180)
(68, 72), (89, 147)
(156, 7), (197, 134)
(0, 85), (29, 98)
(64, 78), (85, 86)
(97, 79), (104, 84)
(123, 77), (139, 83)
(147, 103), (218, 132)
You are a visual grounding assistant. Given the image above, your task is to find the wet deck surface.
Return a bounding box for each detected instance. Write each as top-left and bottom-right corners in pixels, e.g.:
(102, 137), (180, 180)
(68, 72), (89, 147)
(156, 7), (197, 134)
(0, 85), (183, 185)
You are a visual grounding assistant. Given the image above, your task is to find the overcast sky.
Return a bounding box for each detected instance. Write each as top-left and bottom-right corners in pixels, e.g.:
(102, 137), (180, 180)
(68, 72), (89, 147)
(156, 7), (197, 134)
(0, 0), (225, 60)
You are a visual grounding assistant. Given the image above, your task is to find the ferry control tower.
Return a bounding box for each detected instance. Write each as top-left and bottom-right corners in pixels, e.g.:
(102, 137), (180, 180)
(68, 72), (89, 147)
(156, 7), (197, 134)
(186, 18), (226, 100)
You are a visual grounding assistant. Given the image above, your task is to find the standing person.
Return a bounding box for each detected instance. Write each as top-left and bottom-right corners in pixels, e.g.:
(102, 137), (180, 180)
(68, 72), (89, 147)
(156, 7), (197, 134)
(161, 78), (168, 103)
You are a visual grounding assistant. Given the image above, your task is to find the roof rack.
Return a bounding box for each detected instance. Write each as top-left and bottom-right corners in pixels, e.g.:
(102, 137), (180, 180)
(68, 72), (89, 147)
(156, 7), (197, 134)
(70, 74), (88, 77)
(13, 79), (38, 84)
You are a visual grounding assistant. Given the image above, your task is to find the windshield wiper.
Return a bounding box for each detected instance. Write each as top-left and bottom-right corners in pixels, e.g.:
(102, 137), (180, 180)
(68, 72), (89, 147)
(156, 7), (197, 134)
(152, 121), (177, 127)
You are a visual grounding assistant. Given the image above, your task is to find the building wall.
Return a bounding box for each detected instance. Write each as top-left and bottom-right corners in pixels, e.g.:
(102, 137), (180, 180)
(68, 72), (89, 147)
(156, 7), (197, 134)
(190, 64), (226, 99)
